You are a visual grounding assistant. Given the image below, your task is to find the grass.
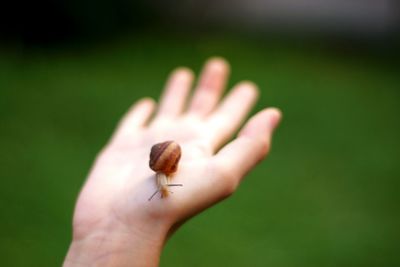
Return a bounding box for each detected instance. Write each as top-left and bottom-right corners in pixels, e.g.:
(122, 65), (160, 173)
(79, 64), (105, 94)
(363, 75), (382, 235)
(0, 35), (399, 266)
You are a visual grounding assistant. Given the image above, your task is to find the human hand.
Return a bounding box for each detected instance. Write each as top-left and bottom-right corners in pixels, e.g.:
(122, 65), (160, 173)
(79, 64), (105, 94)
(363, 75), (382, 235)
(64, 58), (281, 267)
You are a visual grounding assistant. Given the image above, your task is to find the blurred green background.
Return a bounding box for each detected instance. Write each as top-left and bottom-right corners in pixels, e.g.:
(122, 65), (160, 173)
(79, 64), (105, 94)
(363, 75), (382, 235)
(1, 1), (400, 266)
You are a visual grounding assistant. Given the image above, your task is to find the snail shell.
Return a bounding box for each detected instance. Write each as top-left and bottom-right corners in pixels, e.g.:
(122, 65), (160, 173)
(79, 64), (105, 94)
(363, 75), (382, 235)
(149, 141), (181, 175)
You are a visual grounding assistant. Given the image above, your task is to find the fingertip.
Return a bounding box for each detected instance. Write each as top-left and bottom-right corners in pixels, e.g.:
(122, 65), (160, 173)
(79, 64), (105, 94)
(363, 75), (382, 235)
(188, 57), (230, 116)
(137, 97), (156, 109)
(112, 97), (157, 141)
(168, 67), (195, 87)
(238, 80), (258, 89)
(205, 57), (230, 73)
(158, 67), (194, 117)
(141, 97), (156, 104)
(238, 107), (282, 138)
(266, 107), (282, 130)
(235, 81), (259, 99)
(257, 107), (282, 131)
(171, 67), (194, 80)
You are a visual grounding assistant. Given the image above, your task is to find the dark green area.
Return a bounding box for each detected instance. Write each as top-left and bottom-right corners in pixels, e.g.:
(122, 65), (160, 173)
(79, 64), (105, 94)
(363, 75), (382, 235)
(0, 35), (399, 267)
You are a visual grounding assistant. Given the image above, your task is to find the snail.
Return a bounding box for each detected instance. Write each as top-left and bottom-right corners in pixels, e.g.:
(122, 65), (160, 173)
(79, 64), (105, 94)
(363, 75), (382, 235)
(148, 141), (183, 201)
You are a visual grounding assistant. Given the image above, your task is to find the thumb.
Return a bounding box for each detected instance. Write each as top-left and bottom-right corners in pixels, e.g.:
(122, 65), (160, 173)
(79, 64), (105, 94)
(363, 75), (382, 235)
(213, 108), (281, 183)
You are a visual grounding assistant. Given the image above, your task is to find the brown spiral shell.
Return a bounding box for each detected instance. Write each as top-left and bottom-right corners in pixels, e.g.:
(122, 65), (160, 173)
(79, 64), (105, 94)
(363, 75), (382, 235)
(149, 141), (181, 175)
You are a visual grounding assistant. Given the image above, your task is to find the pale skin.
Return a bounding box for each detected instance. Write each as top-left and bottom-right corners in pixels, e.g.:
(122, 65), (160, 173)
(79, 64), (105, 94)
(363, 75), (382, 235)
(63, 58), (282, 267)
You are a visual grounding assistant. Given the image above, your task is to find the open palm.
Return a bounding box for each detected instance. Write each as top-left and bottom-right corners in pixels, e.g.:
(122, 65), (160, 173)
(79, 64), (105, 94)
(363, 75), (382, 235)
(71, 58), (281, 244)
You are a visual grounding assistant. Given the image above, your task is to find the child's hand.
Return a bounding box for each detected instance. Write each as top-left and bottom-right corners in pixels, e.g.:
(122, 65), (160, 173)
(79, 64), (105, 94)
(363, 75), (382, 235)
(64, 58), (281, 267)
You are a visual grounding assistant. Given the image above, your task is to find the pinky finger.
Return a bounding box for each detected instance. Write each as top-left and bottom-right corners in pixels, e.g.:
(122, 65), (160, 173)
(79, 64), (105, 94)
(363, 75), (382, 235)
(112, 98), (156, 141)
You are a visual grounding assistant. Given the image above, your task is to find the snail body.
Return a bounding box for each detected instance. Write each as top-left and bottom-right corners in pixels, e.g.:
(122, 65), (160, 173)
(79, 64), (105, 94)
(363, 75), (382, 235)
(148, 141), (183, 201)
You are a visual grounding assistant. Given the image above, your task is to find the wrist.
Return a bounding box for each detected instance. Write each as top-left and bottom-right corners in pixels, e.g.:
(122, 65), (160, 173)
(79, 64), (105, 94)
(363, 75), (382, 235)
(64, 217), (169, 267)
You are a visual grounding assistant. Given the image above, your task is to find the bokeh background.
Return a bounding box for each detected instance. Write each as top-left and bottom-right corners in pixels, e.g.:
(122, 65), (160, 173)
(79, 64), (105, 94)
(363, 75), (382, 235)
(1, 0), (399, 266)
